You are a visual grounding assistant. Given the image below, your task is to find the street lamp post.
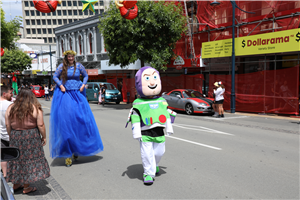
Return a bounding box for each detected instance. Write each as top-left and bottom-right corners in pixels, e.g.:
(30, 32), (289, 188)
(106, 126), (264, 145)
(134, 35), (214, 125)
(211, 1), (254, 113)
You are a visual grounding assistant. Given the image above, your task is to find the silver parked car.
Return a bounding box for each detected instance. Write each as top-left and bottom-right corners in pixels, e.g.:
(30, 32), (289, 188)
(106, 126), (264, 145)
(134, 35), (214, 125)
(162, 89), (214, 115)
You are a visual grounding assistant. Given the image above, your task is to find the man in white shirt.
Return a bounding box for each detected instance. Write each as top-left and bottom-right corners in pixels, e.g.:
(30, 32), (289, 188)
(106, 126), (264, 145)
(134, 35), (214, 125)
(0, 85), (13, 177)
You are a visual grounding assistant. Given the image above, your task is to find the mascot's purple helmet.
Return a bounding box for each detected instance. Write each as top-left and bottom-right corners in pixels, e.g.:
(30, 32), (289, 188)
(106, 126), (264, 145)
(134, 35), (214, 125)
(135, 66), (160, 98)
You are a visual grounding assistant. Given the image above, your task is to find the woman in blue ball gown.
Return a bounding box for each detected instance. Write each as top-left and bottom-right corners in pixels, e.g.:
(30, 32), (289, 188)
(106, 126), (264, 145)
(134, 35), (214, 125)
(50, 50), (103, 167)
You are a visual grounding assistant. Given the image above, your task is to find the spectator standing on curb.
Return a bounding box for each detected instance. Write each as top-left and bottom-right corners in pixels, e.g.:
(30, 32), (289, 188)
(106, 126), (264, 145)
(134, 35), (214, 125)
(44, 85), (49, 101)
(5, 88), (50, 194)
(100, 83), (106, 106)
(212, 82), (219, 117)
(214, 81), (225, 118)
(0, 85), (13, 178)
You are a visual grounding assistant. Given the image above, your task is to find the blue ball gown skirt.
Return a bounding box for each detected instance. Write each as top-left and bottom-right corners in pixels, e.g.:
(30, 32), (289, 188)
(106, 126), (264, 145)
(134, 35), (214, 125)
(49, 87), (104, 158)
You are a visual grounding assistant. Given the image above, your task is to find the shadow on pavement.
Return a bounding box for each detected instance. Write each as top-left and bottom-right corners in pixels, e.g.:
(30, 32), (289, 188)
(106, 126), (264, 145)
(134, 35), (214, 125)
(121, 164), (167, 181)
(50, 155), (103, 167)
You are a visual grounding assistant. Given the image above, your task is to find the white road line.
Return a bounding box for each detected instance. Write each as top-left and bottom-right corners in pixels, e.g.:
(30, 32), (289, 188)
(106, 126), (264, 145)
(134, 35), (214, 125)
(166, 135), (222, 150)
(202, 116), (248, 120)
(173, 123), (234, 136)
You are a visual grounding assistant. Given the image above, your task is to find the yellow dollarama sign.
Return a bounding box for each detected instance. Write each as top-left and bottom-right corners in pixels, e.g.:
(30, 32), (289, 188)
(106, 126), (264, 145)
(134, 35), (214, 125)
(202, 28), (300, 58)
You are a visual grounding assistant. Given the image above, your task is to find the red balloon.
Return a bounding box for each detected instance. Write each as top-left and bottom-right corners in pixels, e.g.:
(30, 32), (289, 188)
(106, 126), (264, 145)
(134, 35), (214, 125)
(33, 0), (59, 13)
(123, 0), (137, 9)
(120, 4), (138, 20)
(0, 48), (4, 57)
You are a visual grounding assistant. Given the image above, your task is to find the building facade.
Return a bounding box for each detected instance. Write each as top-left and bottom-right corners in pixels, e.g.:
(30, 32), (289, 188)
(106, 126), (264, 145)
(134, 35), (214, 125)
(22, 0), (110, 44)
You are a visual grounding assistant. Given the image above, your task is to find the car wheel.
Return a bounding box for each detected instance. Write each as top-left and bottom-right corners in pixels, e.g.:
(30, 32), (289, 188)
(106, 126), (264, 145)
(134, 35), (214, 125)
(116, 101), (120, 104)
(185, 103), (194, 115)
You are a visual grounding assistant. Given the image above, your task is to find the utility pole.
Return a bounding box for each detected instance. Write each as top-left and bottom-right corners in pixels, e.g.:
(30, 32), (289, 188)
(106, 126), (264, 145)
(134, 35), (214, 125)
(49, 45), (52, 85)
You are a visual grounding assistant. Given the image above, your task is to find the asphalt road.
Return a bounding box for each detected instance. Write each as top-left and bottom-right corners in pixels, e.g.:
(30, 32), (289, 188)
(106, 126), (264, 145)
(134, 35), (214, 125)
(11, 99), (299, 200)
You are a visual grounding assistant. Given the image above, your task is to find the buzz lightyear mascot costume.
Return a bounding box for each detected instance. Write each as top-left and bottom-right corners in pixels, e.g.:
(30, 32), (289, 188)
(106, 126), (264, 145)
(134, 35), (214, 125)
(126, 66), (176, 185)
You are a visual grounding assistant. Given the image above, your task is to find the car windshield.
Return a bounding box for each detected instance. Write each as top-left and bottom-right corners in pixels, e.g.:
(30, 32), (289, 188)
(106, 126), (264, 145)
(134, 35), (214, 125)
(105, 84), (116, 90)
(34, 87), (40, 90)
(182, 90), (204, 98)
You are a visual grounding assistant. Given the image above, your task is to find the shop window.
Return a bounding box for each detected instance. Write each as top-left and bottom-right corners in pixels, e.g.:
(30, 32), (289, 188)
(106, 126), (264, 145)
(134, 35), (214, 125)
(61, 40), (64, 56)
(78, 35), (82, 55)
(70, 38), (72, 50)
(89, 33), (93, 53)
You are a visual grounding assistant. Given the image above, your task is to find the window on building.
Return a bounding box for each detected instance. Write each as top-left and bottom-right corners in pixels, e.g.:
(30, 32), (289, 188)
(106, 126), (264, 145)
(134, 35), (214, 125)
(31, 20), (35, 25)
(61, 40), (64, 55)
(89, 33), (93, 53)
(89, 10), (94, 15)
(43, 38), (47, 43)
(68, 10), (72, 15)
(95, 10), (99, 14)
(100, 1), (104, 6)
(30, 1), (34, 7)
(48, 29), (52, 34)
(25, 11), (29, 16)
(32, 29), (36, 34)
(42, 20), (46, 25)
(73, 10), (77, 15)
(70, 38), (72, 50)
(37, 29), (41, 34)
(43, 29), (47, 34)
(53, 11), (56, 16)
(54, 37), (56, 43)
(74, 19), (78, 22)
(36, 11), (40, 16)
(58, 10), (61, 16)
(68, 1), (72, 6)
(79, 1), (82, 6)
(100, 9), (104, 14)
(84, 10), (88, 15)
(42, 12), (45, 16)
(27, 29), (30, 34)
(62, 1), (66, 6)
(31, 10), (35, 16)
(47, 12), (51, 16)
(49, 38), (53, 43)
(58, 19), (62, 25)
(52, 19), (57, 25)
(73, 1), (77, 6)
(37, 20), (41, 25)
(78, 35), (82, 55)
(68, 19), (72, 23)
(47, 19), (51, 25)
(79, 10), (83, 15)
(63, 19), (67, 24)
(26, 20), (30, 25)
(25, 1), (29, 7)
(63, 10), (67, 15)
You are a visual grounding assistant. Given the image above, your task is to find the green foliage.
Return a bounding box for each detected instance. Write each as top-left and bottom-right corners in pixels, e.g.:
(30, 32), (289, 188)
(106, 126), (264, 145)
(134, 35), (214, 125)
(98, 1), (187, 71)
(1, 49), (32, 73)
(0, 6), (22, 49)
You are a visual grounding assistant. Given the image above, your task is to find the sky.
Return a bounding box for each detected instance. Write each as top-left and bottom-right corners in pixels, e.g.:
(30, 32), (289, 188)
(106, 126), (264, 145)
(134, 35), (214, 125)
(1, 0), (23, 24)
